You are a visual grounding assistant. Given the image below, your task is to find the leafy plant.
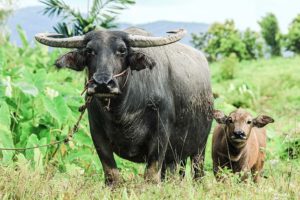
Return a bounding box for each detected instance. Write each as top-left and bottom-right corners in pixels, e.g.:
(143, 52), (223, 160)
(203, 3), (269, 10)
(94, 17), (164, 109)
(40, 0), (135, 36)
(258, 13), (282, 57)
(0, 27), (99, 172)
(219, 53), (238, 80)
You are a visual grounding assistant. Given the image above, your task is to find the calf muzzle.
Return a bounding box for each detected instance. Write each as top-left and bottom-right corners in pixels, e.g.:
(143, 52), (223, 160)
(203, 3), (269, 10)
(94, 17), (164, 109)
(233, 131), (247, 140)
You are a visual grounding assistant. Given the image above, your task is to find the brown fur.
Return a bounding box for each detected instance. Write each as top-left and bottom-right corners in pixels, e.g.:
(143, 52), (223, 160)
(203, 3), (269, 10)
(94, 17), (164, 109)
(212, 109), (274, 182)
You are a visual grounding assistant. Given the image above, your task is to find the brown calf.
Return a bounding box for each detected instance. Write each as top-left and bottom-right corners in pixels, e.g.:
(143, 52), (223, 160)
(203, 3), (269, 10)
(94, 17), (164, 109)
(212, 108), (274, 182)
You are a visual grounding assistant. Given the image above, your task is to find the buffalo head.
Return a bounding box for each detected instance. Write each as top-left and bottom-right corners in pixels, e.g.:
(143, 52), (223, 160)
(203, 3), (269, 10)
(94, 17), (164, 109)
(35, 29), (186, 97)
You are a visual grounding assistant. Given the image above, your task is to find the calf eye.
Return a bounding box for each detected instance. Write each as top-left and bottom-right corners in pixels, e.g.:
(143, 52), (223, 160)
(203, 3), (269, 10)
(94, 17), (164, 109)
(247, 120), (252, 124)
(227, 118), (233, 123)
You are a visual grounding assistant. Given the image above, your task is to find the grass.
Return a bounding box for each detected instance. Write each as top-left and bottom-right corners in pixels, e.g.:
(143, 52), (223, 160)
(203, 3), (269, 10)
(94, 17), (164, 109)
(1, 56), (300, 199)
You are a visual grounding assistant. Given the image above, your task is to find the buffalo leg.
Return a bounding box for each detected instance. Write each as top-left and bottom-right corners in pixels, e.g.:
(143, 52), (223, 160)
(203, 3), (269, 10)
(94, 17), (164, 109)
(88, 108), (120, 185)
(144, 110), (171, 183)
(191, 147), (206, 180)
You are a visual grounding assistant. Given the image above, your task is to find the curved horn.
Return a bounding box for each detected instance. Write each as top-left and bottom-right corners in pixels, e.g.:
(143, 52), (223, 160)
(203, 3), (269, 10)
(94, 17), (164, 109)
(35, 33), (85, 48)
(127, 29), (187, 48)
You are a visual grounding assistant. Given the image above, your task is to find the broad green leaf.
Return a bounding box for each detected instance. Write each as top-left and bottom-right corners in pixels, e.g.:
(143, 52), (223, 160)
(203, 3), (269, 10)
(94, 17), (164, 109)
(74, 130), (92, 147)
(34, 148), (44, 173)
(39, 137), (48, 156)
(14, 82), (39, 97)
(25, 134), (40, 160)
(0, 101), (11, 129)
(54, 96), (70, 124)
(42, 96), (61, 126)
(0, 125), (14, 164)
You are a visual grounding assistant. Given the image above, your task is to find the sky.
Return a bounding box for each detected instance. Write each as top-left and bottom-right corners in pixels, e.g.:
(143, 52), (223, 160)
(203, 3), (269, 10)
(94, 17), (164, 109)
(17, 0), (300, 33)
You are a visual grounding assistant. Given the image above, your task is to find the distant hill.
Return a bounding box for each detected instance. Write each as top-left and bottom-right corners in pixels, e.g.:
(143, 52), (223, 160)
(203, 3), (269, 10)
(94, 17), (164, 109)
(7, 6), (209, 46)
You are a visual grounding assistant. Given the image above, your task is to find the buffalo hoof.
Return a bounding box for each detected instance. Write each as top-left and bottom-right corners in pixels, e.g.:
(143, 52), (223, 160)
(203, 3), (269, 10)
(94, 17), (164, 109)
(144, 162), (161, 184)
(105, 169), (122, 187)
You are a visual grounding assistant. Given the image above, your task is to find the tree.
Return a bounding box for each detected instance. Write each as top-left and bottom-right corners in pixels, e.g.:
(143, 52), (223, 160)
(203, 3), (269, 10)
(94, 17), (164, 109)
(258, 13), (281, 56)
(242, 28), (263, 60)
(40, 0), (135, 36)
(285, 14), (300, 54)
(192, 20), (257, 61)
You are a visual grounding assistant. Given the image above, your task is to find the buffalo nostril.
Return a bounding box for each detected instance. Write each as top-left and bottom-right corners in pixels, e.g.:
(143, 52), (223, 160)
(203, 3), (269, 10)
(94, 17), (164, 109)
(87, 83), (97, 95)
(92, 73), (113, 85)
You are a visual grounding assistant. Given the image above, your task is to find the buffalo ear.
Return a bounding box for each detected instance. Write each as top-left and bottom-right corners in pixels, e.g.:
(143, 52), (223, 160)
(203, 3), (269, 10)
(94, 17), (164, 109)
(128, 51), (156, 71)
(213, 110), (228, 124)
(253, 115), (274, 128)
(55, 50), (86, 71)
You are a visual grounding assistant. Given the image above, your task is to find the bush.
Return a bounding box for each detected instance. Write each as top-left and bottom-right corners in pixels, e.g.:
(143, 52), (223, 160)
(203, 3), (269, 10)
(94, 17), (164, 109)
(192, 20), (262, 62)
(219, 54), (238, 80)
(285, 14), (300, 54)
(258, 13), (282, 56)
(280, 133), (300, 160)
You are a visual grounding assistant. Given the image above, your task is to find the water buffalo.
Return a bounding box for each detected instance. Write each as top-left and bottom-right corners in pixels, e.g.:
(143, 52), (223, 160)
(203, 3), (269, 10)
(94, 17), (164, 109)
(35, 27), (213, 185)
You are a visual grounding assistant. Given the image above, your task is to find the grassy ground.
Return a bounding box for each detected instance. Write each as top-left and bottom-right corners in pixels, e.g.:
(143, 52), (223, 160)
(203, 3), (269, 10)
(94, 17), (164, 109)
(1, 56), (300, 199)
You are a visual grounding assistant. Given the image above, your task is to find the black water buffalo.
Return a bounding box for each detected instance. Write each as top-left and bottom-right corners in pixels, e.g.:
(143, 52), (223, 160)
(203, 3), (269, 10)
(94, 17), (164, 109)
(35, 27), (213, 185)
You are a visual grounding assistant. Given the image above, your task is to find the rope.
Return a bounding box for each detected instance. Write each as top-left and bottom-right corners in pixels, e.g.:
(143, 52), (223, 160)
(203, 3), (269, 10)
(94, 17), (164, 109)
(0, 95), (92, 151)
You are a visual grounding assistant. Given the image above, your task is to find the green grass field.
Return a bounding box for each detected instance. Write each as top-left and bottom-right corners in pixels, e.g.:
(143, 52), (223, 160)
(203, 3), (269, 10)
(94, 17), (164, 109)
(0, 37), (299, 199)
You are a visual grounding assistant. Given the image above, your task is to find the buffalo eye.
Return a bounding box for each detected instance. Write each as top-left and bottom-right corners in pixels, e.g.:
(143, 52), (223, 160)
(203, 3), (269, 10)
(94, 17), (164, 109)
(86, 47), (96, 56)
(227, 118), (233, 124)
(247, 120), (252, 124)
(117, 46), (127, 56)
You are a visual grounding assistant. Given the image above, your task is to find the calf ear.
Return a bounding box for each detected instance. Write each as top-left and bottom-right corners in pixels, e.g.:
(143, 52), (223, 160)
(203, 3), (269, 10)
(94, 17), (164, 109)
(213, 110), (228, 124)
(55, 50), (86, 71)
(128, 51), (156, 71)
(253, 115), (274, 128)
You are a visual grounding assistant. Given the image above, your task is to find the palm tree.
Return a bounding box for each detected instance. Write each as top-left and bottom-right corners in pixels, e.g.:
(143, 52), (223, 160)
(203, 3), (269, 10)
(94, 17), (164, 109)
(40, 0), (135, 36)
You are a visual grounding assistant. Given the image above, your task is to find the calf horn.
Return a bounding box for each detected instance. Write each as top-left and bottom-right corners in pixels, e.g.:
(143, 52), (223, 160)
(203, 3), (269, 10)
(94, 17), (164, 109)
(127, 29), (187, 47)
(35, 33), (85, 48)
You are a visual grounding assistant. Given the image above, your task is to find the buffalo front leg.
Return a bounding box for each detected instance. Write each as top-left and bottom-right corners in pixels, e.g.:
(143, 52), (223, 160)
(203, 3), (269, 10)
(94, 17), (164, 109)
(88, 109), (120, 186)
(90, 132), (120, 185)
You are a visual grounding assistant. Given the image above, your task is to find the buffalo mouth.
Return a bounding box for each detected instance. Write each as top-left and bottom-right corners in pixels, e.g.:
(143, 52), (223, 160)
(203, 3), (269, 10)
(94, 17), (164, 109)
(94, 93), (119, 98)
